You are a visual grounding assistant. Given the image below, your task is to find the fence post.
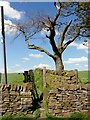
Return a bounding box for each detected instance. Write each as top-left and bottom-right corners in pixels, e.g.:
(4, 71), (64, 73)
(42, 67), (47, 117)
(43, 67), (46, 89)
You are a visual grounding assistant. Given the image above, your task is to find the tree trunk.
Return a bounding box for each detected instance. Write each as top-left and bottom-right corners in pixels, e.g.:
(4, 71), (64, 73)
(54, 56), (64, 70)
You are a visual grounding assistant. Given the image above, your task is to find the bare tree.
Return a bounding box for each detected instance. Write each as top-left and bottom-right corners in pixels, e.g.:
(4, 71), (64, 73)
(14, 2), (89, 70)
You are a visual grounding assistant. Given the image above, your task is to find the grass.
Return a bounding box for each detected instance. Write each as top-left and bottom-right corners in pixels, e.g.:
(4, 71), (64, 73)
(1, 70), (89, 85)
(78, 70), (90, 84)
(0, 113), (90, 120)
(46, 112), (90, 120)
(0, 116), (35, 120)
(33, 70), (43, 99)
(1, 73), (24, 85)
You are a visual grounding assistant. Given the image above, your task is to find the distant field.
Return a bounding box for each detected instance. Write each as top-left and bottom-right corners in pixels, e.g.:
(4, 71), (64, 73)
(1, 73), (24, 85)
(1, 70), (89, 85)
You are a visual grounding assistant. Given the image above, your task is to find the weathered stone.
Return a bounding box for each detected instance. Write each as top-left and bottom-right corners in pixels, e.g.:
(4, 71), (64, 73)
(54, 109), (62, 114)
(80, 84), (89, 90)
(0, 83), (33, 116)
(69, 84), (77, 90)
(10, 91), (19, 95)
(48, 83), (89, 116)
(66, 70), (76, 77)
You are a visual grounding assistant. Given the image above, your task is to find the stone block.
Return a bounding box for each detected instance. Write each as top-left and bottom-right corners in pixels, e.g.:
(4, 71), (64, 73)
(3, 97), (9, 102)
(54, 109), (62, 114)
(20, 92), (32, 97)
(14, 96), (21, 102)
(48, 103), (55, 109)
(10, 91), (19, 96)
(80, 84), (88, 90)
(11, 85), (17, 91)
(21, 98), (32, 105)
(66, 70), (76, 77)
(69, 84), (77, 90)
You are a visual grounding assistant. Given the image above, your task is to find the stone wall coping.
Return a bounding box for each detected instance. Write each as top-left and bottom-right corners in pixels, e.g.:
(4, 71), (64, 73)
(0, 82), (32, 92)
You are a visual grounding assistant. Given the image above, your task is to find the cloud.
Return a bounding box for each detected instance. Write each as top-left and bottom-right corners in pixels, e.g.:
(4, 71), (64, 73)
(84, 64), (88, 67)
(0, 1), (24, 20)
(64, 56), (88, 64)
(22, 57), (30, 62)
(69, 42), (88, 53)
(41, 28), (60, 36)
(33, 63), (50, 69)
(41, 28), (50, 36)
(0, 19), (17, 37)
(29, 53), (43, 58)
(69, 42), (78, 47)
(77, 43), (89, 54)
(77, 44), (87, 50)
(5, 20), (17, 36)
(75, 64), (80, 66)
(55, 29), (60, 35)
(0, 1), (25, 36)
(83, 40), (90, 47)
(15, 64), (20, 67)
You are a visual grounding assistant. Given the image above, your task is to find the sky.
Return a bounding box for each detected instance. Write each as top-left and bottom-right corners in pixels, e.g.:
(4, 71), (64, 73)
(0, 1), (89, 73)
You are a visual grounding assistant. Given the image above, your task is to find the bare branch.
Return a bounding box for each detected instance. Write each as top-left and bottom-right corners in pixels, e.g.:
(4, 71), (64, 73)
(28, 44), (55, 59)
(53, 2), (62, 24)
(54, 2), (61, 10)
(58, 20), (72, 48)
(63, 28), (80, 51)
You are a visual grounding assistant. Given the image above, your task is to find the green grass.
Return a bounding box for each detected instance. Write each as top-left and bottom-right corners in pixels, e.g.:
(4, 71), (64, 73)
(0, 116), (35, 120)
(1, 73), (24, 85)
(1, 70), (89, 86)
(33, 70), (43, 98)
(78, 70), (90, 84)
(0, 113), (90, 120)
(46, 112), (90, 120)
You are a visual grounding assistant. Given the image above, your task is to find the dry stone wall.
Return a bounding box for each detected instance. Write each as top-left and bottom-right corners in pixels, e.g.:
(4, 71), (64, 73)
(48, 84), (90, 116)
(35, 68), (78, 89)
(0, 69), (89, 117)
(0, 83), (33, 116)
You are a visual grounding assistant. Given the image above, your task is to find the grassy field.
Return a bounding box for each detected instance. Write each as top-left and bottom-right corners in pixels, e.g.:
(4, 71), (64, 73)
(1, 70), (89, 85)
(1, 73), (24, 85)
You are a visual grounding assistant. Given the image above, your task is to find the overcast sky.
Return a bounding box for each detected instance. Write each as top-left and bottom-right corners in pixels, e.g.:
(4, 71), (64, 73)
(0, 1), (88, 73)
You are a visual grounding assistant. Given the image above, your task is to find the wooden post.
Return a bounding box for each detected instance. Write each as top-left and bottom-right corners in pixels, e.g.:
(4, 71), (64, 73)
(42, 67), (47, 117)
(43, 67), (47, 102)
(75, 69), (78, 84)
(43, 67), (46, 88)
